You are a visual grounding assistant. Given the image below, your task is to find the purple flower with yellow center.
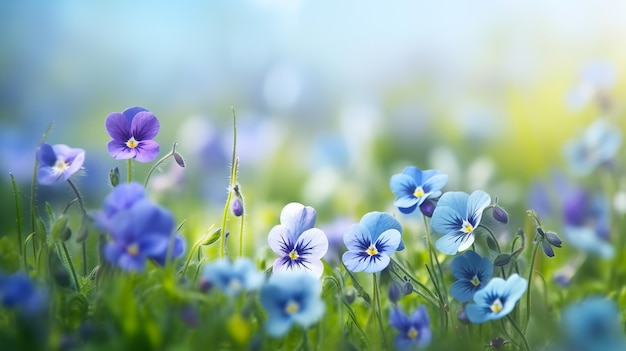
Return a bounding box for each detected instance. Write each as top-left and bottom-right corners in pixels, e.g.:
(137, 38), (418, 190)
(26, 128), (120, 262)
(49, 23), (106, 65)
(105, 106), (160, 162)
(342, 212), (402, 273)
(450, 250), (493, 302)
(260, 271), (324, 337)
(36, 143), (85, 185)
(104, 199), (180, 271)
(268, 202), (329, 278)
(389, 306), (432, 350)
(431, 190), (491, 255)
(390, 166), (448, 215)
(465, 274), (527, 324)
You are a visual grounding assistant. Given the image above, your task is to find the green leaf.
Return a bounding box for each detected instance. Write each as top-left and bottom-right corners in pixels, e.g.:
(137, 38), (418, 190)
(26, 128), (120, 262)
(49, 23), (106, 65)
(494, 253), (512, 267)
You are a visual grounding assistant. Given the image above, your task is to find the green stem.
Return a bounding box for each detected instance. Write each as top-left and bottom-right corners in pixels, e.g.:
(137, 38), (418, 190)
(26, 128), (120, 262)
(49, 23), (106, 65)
(10, 173), (24, 261)
(238, 209), (245, 257)
(479, 224), (502, 253)
(220, 108), (239, 258)
(373, 273), (387, 349)
(143, 142), (179, 188)
(423, 215), (448, 329)
(181, 237), (206, 278)
(127, 159), (132, 183)
(508, 315), (531, 351)
(389, 258), (439, 307)
(59, 242), (80, 292)
(524, 239), (540, 333)
(67, 179), (88, 276)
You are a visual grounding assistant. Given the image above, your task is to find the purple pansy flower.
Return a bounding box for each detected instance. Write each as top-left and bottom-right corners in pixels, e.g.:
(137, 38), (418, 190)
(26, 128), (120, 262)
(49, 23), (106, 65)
(105, 106), (160, 162)
(268, 203), (329, 278)
(36, 143), (85, 185)
(90, 182), (146, 231)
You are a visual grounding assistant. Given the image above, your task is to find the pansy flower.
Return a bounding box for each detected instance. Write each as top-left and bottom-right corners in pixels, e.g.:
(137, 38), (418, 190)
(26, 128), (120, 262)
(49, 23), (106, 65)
(103, 199), (183, 271)
(260, 271), (324, 337)
(342, 212), (402, 273)
(36, 143), (85, 185)
(90, 182), (146, 231)
(390, 166), (448, 215)
(389, 306), (432, 350)
(563, 118), (622, 176)
(105, 106), (160, 162)
(431, 190), (491, 255)
(560, 297), (626, 351)
(465, 274), (527, 324)
(200, 257), (264, 297)
(449, 250), (493, 302)
(268, 203), (328, 278)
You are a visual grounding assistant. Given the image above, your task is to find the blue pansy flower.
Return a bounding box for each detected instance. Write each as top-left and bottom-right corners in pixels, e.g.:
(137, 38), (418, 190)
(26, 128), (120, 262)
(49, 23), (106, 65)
(0, 272), (47, 315)
(342, 212), (402, 273)
(449, 250), (493, 302)
(268, 202), (329, 278)
(104, 199), (180, 271)
(200, 257), (264, 297)
(560, 297), (626, 351)
(431, 190), (491, 255)
(90, 182), (146, 231)
(389, 305), (432, 350)
(260, 271), (325, 337)
(36, 143), (85, 185)
(390, 166), (448, 215)
(563, 118), (622, 176)
(465, 274), (527, 324)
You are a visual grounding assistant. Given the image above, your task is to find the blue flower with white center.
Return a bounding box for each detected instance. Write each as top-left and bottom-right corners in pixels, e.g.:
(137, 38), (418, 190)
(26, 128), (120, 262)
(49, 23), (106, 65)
(431, 190), (491, 255)
(267, 203), (329, 278)
(200, 257), (264, 297)
(389, 305), (432, 350)
(563, 118), (622, 176)
(465, 274), (527, 324)
(260, 271), (324, 337)
(342, 212), (402, 273)
(560, 297), (626, 351)
(36, 143), (85, 185)
(390, 166), (448, 215)
(449, 250), (493, 302)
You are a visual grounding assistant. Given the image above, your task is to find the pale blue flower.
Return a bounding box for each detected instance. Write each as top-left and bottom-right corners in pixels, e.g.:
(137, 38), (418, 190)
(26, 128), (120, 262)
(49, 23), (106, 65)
(431, 190), (491, 255)
(560, 297), (626, 351)
(563, 118), (622, 176)
(390, 166), (448, 215)
(200, 258), (264, 297)
(465, 274), (527, 324)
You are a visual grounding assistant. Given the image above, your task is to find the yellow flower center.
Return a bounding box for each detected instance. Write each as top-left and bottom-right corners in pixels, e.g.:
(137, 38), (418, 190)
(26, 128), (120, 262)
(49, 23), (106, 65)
(470, 275), (480, 287)
(366, 244), (378, 256)
(126, 137), (139, 149)
(461, 220), (474, 233)
(53, 157), (69, 173)
(127, 243), (139, 256)
(413, 186), (425, 198)
(407, 326), (419, 339)
(288, 250), (299, 260)
(285, 300), (299, 315)
(228, 278), (242, 293)
(490, 298), (503, 313)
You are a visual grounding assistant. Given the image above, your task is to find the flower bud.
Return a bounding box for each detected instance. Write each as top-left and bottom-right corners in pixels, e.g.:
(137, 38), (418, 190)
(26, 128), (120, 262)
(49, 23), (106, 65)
(109, 167), (120, 187)
(231, 198), (244, 217)
(419, 199), (436, 217)
(388, 283), (401, 304)
(173, 152), (186, 168)
(402, 281), (413, 296)
(545, 231), (562, 248)
(492, 206), (509, 224)
(542, 240), (555, 258)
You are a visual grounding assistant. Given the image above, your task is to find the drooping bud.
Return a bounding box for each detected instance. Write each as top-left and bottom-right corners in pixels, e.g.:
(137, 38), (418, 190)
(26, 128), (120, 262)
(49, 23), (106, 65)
(402, 280), (413, 296)
(545, 231), (562, 248)
(419, 199), (436, 217)
(173, 152), (186, 168)
(492, 206), (509, 224)
(231, 198), (243, 217)
(388, 283), (401, 304)
(109, 167), (120, 187)
(541, 240), (555, 258)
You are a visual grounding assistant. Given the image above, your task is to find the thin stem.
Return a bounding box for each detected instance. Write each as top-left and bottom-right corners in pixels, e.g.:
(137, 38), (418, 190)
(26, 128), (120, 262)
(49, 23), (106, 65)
(144, 142), (178, 188)
(59, 242), (80, 292)
(220, 108), (239, 258)
(10, 173), (24, 260)
(508, 315), (531, 351)
(238, 210), (245, 257)
(67, 179), (87, 215)
(524, 239), (540, 333)
(67, 179), (88, 276)
(373, 273), (388, 349)
(127, 159), (132, 183)
(388, 258), (440, 307)
(423, 215), (448, 329)
(479, 224), (502, 254)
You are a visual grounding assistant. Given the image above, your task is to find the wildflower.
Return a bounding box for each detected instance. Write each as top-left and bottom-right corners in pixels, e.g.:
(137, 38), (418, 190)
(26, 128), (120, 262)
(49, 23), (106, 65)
(560, 297), (626, 351)
(342, 212), (402, 273)
(431, 190), (491, 255)
(90, 182), (146, 231)
(0, 272), (47, 315)
(563, 118), (622, 176)
(465, 274), (527, 323)
(492, 206), (509, 224)
(36, 143), (85, 185)
(103, 199), (182, 271)
(260, 271), (324, 337)
(105, 106), (160, 162)
(390, 166), (448, 215)
(449, 250), (493, 302)
(200, 258), (264, 297)
(267, 203), (328, 278)
(389, 306), (432, 350)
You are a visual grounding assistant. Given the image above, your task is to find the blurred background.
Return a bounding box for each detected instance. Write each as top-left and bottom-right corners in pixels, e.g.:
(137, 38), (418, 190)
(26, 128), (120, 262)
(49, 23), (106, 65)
(1, 1), (626, 253)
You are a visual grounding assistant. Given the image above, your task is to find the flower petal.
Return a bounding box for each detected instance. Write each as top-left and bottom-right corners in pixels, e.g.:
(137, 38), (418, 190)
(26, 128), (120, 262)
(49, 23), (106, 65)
(130, 111), (160, 141)
(374, 229), (401, 256)
(295, 228), (329, 260)
(431, 205), (464, 235)
(435, 232), (474, 255)
(107, 140), (136, 160)
(436, 192), (469, 219)
(122, 106), (149, 121)
(105, 112), (131, 141)
(467, 190), (491, 225)
(422, 173), (448, 193)
(280, 202), (317, 235)
(389, 307), (409, 332)
(342, 251), (372, 272)
(343, 224), (371, 251)
(133, 139), (160, 162)
(401, 166), (423, 184)
(37, 167), (60, 185)
(450, 280), (475, 302)
(268, 224), (295, 255)
(360, 212), (402, 243)
(390, 173), (417, 198)
(465, 303), (491, 324)
(36, 143), (56, 166)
